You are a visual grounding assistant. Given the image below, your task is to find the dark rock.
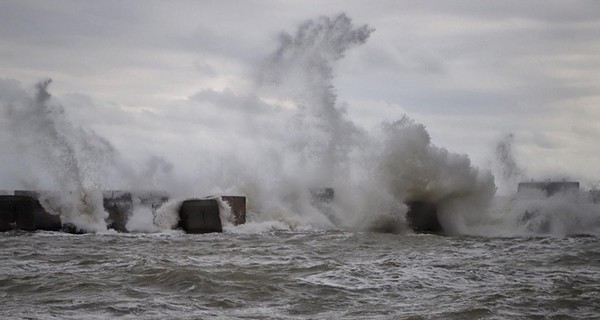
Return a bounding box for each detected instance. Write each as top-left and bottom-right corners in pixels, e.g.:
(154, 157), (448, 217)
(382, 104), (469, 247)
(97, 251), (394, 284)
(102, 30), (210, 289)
(179, 199), (222, 233)
(405, 200), (442, 233)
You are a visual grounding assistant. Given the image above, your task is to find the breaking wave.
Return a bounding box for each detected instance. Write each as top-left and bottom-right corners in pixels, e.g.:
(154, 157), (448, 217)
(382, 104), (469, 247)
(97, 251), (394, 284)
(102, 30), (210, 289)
(0, 14), (598, 237)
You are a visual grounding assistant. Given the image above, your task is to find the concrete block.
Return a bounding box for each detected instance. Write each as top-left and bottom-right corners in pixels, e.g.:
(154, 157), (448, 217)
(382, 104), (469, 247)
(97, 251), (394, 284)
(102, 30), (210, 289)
(12, 191), (61, 231)
(13, 190), (41, 198)
(12, 196), (36, 231)
(220, 196), (246, 225)
(405, 200), (441, 233)
(0, 194), (59, 232)
(179, 199), (222, 233)
(103, 191), (133, 232)
(102, 191), (169, 232)
(0, 195), (18, 231)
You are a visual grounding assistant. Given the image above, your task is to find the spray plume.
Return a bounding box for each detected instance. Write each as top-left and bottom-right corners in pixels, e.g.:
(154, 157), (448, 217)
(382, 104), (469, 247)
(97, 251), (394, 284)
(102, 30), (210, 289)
(225, 14), (498, 234)
(1, 14), (598, 237)
(1, 79), (112, 231)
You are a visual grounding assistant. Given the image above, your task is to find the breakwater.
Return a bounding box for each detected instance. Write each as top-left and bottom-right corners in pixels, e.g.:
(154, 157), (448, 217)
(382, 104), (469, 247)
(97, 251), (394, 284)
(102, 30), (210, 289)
(0, 191), (246, 234)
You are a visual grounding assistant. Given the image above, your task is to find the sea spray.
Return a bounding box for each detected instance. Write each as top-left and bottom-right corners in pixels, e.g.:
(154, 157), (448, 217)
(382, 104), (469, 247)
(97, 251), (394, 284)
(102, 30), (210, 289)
(151, 199), (183, 231)
(342, 118), (496, 234)
(2, 14), (597, 237)
(0, 17), (528, 236)
(217, 14), (376, 230)
(473, 189), (600, 237)
(0, 80), (110, 231)
(259, 14), (373, 186)
(0, 15), (498, 235)
(0, 79), (184, 232)
(493, 134), (526, 195)
(479, 134), (600, 236)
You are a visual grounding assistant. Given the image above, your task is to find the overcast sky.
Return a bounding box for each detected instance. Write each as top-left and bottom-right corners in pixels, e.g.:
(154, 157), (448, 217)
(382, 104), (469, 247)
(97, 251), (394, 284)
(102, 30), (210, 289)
(1, 0), (600, 190)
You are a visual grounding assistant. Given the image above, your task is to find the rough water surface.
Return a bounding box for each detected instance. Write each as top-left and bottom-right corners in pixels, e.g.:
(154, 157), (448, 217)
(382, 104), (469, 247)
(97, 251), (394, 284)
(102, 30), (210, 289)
(1, 231), (598, 319)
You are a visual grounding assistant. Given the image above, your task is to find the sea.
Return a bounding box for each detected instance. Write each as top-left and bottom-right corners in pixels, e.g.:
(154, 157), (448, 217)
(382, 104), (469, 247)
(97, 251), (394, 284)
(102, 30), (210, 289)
(1, 12), (599, 320)
(1, 230), (598, 319)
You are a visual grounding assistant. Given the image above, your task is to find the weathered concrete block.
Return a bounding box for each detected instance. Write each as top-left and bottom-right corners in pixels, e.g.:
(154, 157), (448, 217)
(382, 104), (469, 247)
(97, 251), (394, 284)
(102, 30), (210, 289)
(13, 190), (40, 198)
(405, 200), (441, 233)
(2, 193), (61, 231)
(0, 195), (18, 231)
(103, 191), (133, 232)
(12, 196), (36, 231)
(102, 191), (169, 232)
(220, 196), (246, 225)
(179, 199), (222, 233)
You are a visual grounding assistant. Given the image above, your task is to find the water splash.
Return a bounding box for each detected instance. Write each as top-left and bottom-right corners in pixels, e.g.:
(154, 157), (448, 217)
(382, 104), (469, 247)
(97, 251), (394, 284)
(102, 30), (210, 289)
(493, 134), (526, 195)
(259, 14), (373, 185)
(243, 14), (497, 234)
(2, 79), (110, 232)
(1, 14), (597, 237)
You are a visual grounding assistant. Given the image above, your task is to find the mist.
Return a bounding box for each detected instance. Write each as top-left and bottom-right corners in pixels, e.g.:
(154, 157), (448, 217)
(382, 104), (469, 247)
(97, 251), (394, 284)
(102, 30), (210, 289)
(1, 13), (599, 237)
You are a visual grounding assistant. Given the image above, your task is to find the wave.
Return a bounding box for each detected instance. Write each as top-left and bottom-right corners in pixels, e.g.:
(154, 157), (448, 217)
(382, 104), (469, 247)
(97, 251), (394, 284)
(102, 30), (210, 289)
(1, 14), (597, 237)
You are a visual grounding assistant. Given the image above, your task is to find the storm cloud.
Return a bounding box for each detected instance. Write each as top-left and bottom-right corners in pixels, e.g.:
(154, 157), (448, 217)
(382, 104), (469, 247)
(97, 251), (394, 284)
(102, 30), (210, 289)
(1, 0), (599, 188)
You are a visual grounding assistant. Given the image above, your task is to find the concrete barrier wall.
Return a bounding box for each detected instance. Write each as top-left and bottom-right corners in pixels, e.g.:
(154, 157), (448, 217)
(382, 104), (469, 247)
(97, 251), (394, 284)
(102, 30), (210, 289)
(103, 191), (170, 232)
(103, 191), (133, 232)
(220, 196), (246, 225)
(12, 195), (36, 231)
(405, 200), (441, 233)
(0, 195), (18, 231)
(1, 190), (167, 233)
(13, 191), (62, 231)
(0, 194), (61, 231)
(1, 190), (241, 234)
(179, 199), (222, 233)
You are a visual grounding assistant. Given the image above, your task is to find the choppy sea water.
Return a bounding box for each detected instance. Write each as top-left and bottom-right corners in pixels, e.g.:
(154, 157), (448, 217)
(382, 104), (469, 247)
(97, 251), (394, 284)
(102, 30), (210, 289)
(1, 230), (598, 319)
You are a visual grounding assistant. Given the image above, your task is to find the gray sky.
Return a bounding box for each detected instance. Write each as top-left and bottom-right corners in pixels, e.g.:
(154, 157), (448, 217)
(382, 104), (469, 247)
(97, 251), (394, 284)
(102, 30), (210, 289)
(2, 0), (600, 189)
